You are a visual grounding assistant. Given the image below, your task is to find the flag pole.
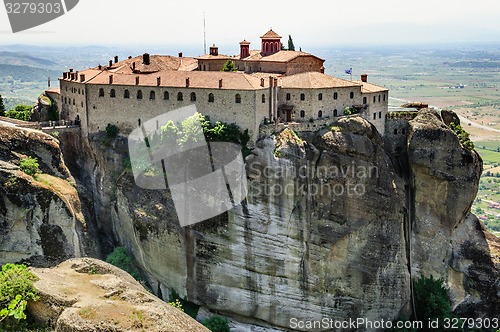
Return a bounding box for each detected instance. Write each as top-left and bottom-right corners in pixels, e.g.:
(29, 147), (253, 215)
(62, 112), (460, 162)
(350, 68), (352, 81)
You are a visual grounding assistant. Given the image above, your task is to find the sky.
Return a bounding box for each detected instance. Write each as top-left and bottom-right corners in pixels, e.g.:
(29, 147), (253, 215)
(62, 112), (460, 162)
(0, 0), (499, 53)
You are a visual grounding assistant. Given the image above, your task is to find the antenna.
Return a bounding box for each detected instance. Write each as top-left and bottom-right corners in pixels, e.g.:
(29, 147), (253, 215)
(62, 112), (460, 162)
(203, 12), (207, 55)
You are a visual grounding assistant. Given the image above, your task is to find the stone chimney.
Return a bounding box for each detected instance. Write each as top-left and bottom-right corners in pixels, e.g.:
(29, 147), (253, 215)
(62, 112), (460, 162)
(80, 74), (85, 82)
(143, 53), (150, 65)
(109, 60), (113, 67)
(260, 78), (265, 87)
(135, 76), (140, 85)
(178, 52), (183, 58)
(128, 56), (132, 59)
(109, 75), (113, 84)
(186, 78), (190, 88)
(132, 62), (136, 71)
(361, 74), (368, 83)
(157, 77), (161, 86)
(69, 68), (73, 73)
(114, 56), (119, 64)
(219, 79), (223, 89)
(240, 40), (250, 59)
(63, 72), (67, 79)
(320, 66), (325, 74)
(98, 65), (102, 70)
(210, 44), (218, 56)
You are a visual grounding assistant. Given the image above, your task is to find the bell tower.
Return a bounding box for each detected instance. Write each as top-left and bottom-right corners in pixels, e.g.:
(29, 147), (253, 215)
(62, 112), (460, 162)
(261, 29), (281, 56)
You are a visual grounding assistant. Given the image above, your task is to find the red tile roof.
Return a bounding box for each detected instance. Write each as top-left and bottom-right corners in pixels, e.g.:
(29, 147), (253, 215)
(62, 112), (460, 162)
(261, 29), (282, 39)
(281, 72), (361, 89)
(353, 81), (389, 93)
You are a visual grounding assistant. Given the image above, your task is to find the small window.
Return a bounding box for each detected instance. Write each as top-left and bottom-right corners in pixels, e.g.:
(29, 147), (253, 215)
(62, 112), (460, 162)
(379, 95), (381, 102)
(373, 96), (376, 103)
(394, 128), (398, 135)
(333, 109), (338, 117)
(64, 97), (67, 104)
(383, 94), (386, 101)
(318, 110), (323, 118)
(81, 101), (83, 107)
(190, 92), (196, 101)
(208, 93), (214, 102)
(300, 110), (305, 118)
(110, 89), (116, 98)
(138, 119), (141, 126)
(379, 112), (382, 119)
(150, 91), (156, 100)
(164, 91), (169, 100)
(82, 90), (85, 96)
(373, 113), (377, 120)
(363, 97), (367, 104)
(333, 92), (338, 100)
(235, 94), (241, 103)
(300, 93), (305, 101)
(137, 90), (143, 99)
(262, 94), (266, 103)
(73, 99), (75, 105)
(124, 90), (130, 98)
(177, 92), (183, 101)
(78, 88), (81, 94)
(286, 93), (291, 100)
(350, 92), (354, 99)
(318, 93), (323, 101)
(99, 88), (104, 97)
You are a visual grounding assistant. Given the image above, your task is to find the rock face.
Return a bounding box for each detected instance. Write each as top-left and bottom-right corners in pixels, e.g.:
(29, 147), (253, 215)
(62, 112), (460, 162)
(29, 258), (209, 332)
(56, 112), (499, 330)
(407, 109), (499, 316)
(0, 124), (92, 266)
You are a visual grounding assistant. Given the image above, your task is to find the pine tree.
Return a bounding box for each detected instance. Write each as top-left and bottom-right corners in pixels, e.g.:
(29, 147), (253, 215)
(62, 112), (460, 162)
(288, 35), (295, 51)
(221, 60), (237, 72)
(0, 94), (5, 116)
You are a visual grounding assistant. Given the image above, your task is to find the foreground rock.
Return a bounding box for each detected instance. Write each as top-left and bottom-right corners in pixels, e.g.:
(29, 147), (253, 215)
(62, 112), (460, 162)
(30, 258), (209, 332)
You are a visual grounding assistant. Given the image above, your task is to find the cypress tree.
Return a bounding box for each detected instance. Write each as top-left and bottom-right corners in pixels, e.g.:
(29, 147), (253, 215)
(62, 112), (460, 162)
(0, 94), (5, 116)
(288, 35), (295, 51)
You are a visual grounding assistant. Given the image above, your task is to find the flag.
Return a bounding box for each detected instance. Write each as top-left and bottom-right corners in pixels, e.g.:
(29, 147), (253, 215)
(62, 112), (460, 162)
(345, 68), (352, 75)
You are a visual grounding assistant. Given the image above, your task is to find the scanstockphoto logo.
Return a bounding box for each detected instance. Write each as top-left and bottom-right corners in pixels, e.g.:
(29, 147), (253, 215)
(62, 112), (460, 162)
(128, 105), (247, 227)
(3, 0), (79, 33)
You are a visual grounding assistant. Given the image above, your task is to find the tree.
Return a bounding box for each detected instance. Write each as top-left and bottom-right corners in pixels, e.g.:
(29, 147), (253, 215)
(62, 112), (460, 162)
(19, 157), (39, 176)
(287, 35), (295, 51)
(280, 42), (286, 50)
(0, 94), (5, 116)
(221, 60), (237, 72)
(5, 105), (33, 121)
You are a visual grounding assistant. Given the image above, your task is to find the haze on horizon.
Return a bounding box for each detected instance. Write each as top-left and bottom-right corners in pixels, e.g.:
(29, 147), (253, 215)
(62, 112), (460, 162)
(0, 0), (499, 53)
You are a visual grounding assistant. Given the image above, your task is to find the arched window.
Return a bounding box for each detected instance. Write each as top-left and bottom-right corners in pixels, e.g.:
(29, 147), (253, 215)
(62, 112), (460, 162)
(177, 92), (183, 101)
(300, 93), (305, 101)
(137, 90), (143, 99)
(373, 113), (377, 120)
(383, 94), (386, 101)
(379, 95), (381, 102)
(333, 92), (338, 100)
(363, 97), (367, 104)
(124, 90), (130, 99)
(394, 128), (398, 135)
(190, 92), (196, 101)
(99, 88), (104, 97)
(64, 97), (67, 104)
(78, 88), (81, 94)
(318, 110), (323, 118)
(208, 93), (214, 102)
(286, 93), (291, 100)
(333, 109), (338, 117)
(262, 94), (266, 103)
(110, 89), (116, 98)
(235, 94), (241, 103)
(300, 110), (305, 118)
(164, 91), (169, 100)
(373, 96), (376, 103)
(318, 93), (323, 101)
(350, 92), (354, 99)
(73, 99), (75, 105)
(150, 91), (155, 100)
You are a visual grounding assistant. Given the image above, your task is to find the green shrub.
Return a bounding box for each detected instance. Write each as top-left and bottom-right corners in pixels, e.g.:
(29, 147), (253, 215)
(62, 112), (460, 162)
(105, 123), (119, 138)
(221, 60), (237, 72)
(0, 264), (39, 328)
(449, 122), (474, 151)
(344, 107), (358, 115)
(413, 275), (452, 322)
(105, 247), (140, 280)
(5, 105), (33, 121)
(202, 316), (230, 332)
(168, 290), (199, 319)
(19, 157), (39, 176)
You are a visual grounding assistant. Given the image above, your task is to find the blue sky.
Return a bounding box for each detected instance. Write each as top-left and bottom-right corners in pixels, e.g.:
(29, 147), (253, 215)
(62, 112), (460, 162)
(0, 0), (499, 49)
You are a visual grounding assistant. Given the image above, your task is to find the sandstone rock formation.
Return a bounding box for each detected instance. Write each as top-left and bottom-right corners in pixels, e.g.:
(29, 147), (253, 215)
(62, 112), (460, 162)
(0, 123), (91, 266)
(29, 258), (209, 332)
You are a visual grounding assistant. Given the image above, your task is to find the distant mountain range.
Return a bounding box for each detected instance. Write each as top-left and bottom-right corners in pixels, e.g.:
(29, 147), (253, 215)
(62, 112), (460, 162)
(0, 51), (56, 68)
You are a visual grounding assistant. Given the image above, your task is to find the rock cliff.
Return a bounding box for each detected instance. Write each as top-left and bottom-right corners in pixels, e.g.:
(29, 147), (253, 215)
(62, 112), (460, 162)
(2, 108), (498, 331)
(55, 109), (499, 330)
(0, 123), (92, 266)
